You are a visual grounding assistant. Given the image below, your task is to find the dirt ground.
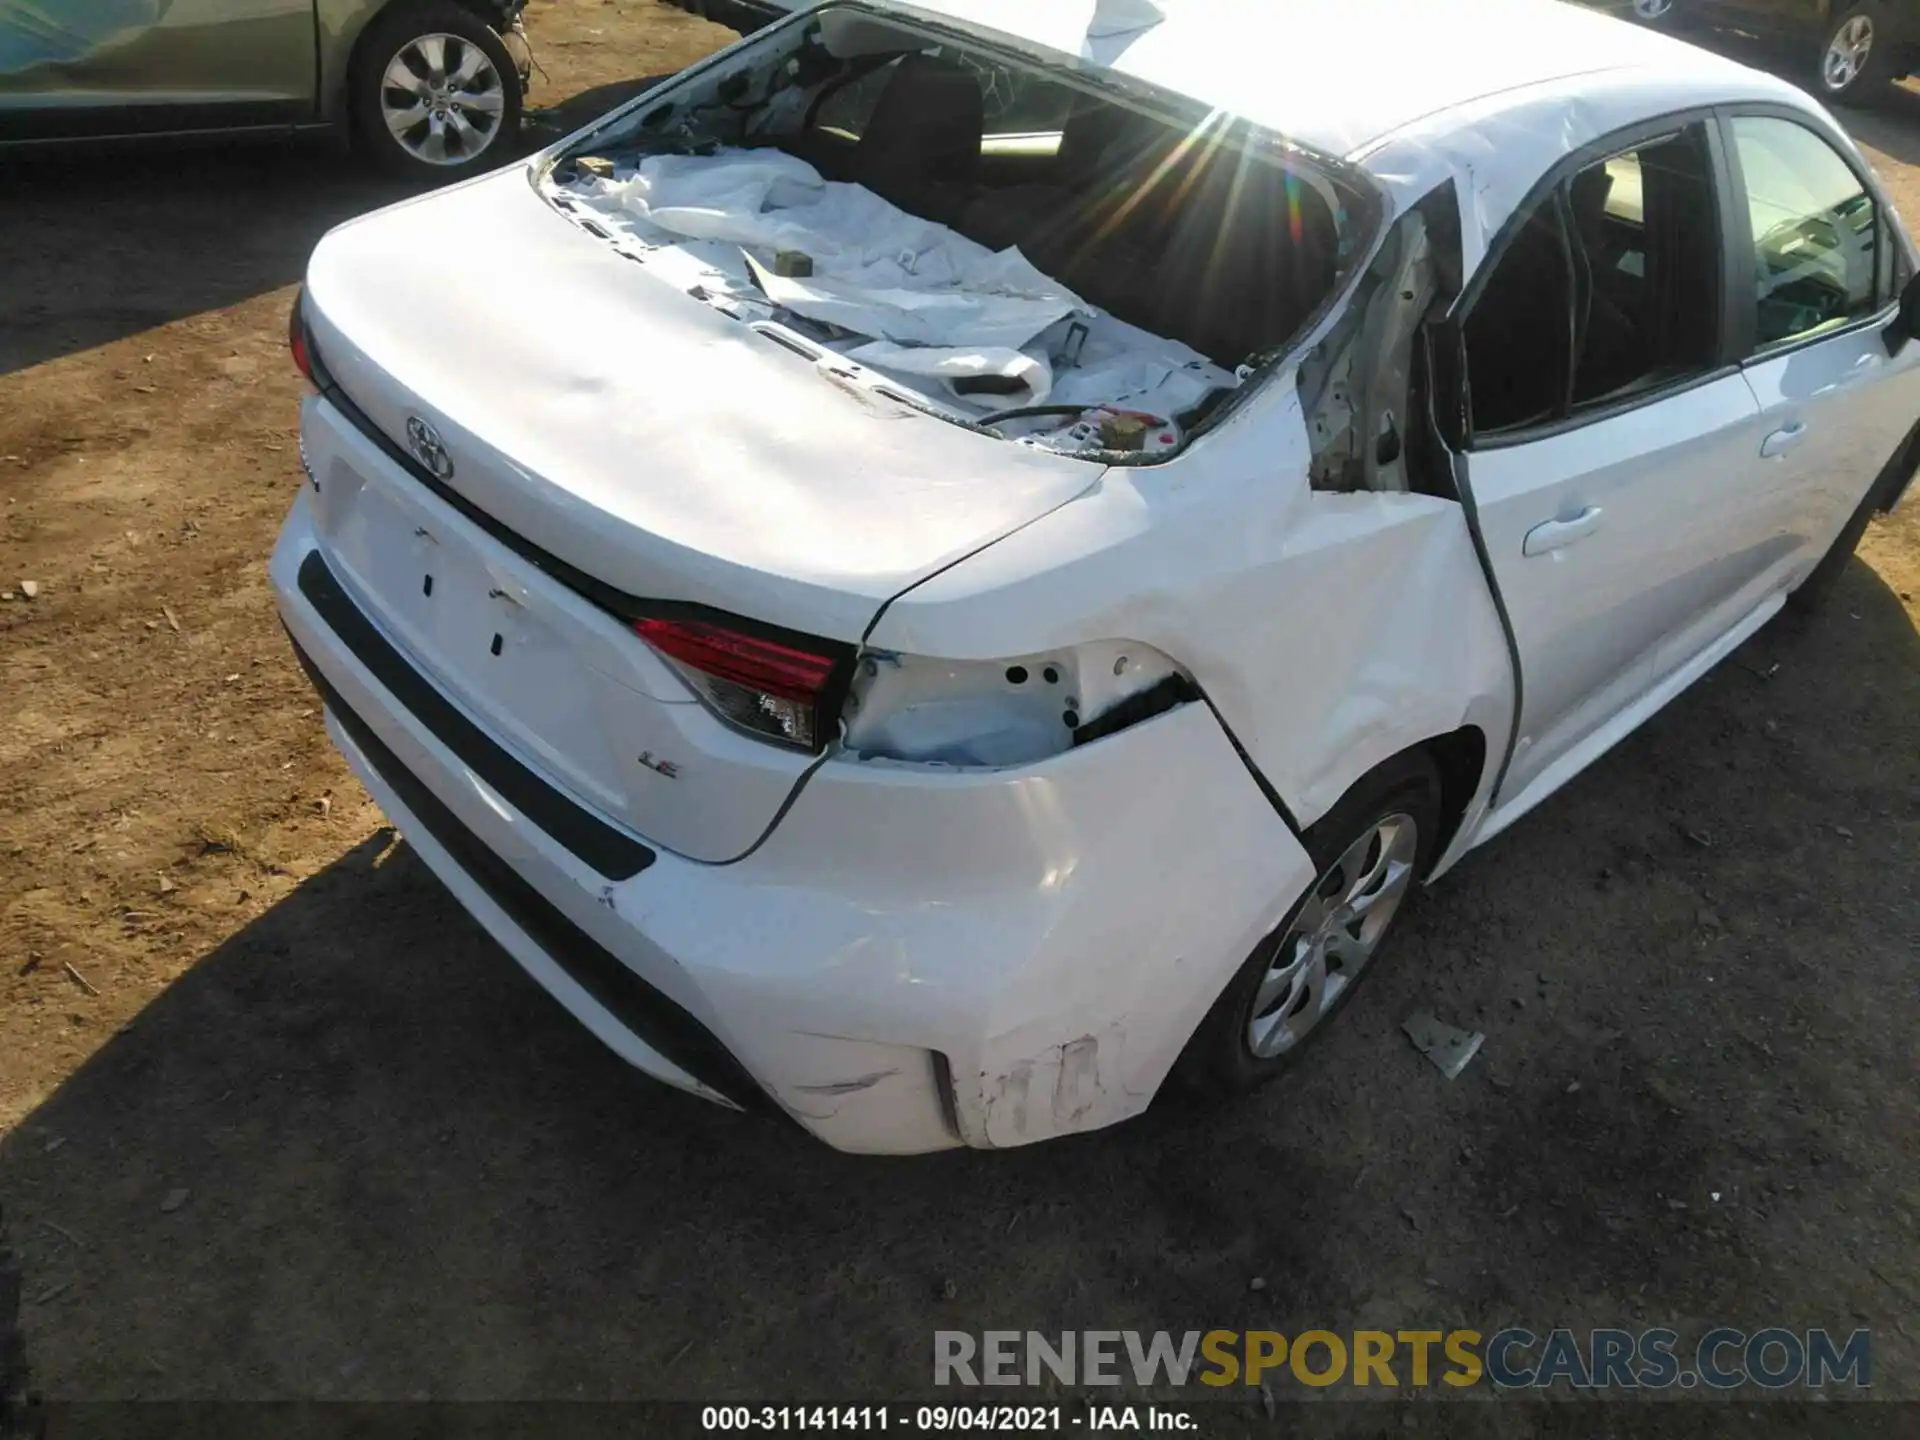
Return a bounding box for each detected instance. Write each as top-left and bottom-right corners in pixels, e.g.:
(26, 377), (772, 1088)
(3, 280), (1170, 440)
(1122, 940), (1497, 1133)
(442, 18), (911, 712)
(1, 2), (1916, 1429)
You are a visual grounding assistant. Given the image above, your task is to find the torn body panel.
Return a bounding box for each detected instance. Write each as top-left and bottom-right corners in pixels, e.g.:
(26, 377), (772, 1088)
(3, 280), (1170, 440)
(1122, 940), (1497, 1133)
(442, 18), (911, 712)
(869, 379), (1515, 851)
(1299, 205), (1437, 494)
(842, 640), (1186, 766)
(647, 699), (1314, 1150)
(280, 485), (1309, 1152)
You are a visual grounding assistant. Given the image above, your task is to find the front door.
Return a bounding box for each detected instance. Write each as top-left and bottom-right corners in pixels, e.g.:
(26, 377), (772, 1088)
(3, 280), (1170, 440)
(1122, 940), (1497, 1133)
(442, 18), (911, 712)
(1727, 110), (1920, 586)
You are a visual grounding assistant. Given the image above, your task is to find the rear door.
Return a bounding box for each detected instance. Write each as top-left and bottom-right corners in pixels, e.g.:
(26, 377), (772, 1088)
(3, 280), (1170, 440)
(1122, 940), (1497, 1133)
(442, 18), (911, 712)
(1452, 114), (1783, 805)
(1724, 108), (1920, 577)
(0, 1), (315, 141)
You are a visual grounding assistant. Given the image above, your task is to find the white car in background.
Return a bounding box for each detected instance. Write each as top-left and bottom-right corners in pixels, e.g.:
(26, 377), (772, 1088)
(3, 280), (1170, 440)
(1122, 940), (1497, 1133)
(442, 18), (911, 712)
(272, 0), (1920, 1152)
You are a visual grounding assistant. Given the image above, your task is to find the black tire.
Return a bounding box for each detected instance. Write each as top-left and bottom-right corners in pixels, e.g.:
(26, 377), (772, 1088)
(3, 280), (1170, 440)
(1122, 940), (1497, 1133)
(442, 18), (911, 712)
(349, 1), (523, 180)
(1177, 751), (1442, 1098)
(1815, 4), (1903, 107)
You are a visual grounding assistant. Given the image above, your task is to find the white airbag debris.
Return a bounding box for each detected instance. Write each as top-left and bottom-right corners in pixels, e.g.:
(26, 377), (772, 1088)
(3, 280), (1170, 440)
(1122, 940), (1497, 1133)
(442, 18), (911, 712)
(564, 149), (1236, 424)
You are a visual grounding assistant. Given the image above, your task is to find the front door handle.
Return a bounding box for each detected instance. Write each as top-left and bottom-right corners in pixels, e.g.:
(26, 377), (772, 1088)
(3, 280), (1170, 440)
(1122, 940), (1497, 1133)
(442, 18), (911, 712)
(1761, 421), (1808, 458)
(1523, 505), (1604, 557)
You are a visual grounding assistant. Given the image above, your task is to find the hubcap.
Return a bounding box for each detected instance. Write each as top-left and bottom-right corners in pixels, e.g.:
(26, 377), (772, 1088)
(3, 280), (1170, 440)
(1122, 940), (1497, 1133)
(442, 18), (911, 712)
(1633, 0), (1674, 18)
(1244, 813), (1419, 1060)
(1824, 15), (1874, 91)
(381, 33), (506, 166)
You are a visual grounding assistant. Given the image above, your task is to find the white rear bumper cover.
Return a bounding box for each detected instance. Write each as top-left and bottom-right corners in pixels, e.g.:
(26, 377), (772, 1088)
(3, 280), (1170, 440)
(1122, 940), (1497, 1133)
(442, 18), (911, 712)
(272, 491), (1314, 1153)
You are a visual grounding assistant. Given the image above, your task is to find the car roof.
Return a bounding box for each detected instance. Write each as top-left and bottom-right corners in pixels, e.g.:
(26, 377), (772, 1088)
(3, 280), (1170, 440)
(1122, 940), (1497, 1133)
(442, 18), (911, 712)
(886, 0), (1804, 159)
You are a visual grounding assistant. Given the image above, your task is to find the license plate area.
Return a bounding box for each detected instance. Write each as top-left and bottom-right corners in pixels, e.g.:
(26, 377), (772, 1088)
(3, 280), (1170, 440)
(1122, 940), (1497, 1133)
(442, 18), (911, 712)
(323, 470), (630, 815)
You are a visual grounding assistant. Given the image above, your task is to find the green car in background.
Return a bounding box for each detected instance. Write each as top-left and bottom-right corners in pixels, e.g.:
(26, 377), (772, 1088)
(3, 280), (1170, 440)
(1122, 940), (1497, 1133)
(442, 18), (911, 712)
(0, 0), (530, 177)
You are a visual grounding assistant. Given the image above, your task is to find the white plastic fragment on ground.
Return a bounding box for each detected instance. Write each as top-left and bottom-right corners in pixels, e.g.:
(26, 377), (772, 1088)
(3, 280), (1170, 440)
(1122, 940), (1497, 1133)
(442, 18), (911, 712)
(1402, 1009), (1485, 1080)
(564, 148), (1237, 428)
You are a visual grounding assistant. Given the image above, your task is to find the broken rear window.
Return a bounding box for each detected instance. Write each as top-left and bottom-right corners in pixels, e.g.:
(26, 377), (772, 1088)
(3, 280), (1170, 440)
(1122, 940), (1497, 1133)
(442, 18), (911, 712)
(538, 3), (1372, 460)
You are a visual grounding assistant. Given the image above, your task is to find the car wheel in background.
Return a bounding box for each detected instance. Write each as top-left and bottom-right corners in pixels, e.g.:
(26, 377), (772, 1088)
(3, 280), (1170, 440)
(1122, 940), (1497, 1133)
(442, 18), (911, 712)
(1629, 0), (1682, 27)
(350, 1), (524, 180)
(1177, 752), (1442, 1098)
(1817, 4), (1901, 105)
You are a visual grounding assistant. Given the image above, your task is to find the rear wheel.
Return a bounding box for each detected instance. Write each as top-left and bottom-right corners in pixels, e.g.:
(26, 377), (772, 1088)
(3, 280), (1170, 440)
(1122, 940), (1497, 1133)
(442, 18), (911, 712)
(1817, 5), (1902, 106)
(349, 1), (523, 180)
(1178, 753), (1441, 1097)
(1629, 0), (1682, 26)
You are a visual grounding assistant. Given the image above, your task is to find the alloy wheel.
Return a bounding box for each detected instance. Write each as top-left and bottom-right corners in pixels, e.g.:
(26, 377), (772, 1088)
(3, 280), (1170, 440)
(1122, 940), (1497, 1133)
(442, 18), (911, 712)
(1824, 15), (1876, 92)
(1245, 813), (1419, 1059)
(1633, 0), (1675, 18)
(381, 33), (507, 166)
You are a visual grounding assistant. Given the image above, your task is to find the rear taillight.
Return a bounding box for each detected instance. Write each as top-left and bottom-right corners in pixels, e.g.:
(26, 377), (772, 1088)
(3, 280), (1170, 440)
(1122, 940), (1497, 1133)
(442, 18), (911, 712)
(289, 291), (313, 385)
(634, 617), (840, 751)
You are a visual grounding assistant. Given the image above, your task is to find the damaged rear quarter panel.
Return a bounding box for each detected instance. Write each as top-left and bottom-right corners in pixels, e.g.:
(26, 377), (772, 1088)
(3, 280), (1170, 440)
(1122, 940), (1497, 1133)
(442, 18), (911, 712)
(645, 700), (1313, 1150)
(867, 376), (1515, 838)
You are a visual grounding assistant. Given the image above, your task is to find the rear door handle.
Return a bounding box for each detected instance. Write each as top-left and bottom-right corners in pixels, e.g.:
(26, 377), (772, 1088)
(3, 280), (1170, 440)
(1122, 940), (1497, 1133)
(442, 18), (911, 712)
(1523, 505), (1604, 557)
(1761, 421), (1808, 458)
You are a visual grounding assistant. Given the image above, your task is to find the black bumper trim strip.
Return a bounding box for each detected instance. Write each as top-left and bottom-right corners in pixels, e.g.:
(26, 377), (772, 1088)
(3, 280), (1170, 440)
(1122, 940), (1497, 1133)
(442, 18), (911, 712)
(296, 550), (654, 882)
(287, 634), (769, 1113)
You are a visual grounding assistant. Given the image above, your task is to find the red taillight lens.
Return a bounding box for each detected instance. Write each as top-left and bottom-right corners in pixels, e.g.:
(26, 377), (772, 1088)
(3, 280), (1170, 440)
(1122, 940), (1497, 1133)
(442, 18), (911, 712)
(289, 293), (313, 385)
(634, 617), (838, 751)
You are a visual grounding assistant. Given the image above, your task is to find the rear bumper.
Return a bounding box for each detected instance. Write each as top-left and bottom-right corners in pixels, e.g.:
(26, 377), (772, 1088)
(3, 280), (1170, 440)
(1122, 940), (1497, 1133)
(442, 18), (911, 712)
(272, 491), (1313, 1153)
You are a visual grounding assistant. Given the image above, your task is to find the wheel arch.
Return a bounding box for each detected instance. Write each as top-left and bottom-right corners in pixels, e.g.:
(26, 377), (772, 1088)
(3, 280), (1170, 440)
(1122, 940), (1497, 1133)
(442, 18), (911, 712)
(1296, 725), (1485, 865)
(1422, 723), (1488, 875)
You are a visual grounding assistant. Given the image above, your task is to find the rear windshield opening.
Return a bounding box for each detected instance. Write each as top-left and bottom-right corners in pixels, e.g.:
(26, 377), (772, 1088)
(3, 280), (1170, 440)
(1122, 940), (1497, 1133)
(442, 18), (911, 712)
(538, 3), (1368, 459)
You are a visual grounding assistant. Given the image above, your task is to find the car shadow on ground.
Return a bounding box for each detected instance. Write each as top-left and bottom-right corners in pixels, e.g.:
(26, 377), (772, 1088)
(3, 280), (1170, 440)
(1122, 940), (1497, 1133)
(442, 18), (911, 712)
(1, 554), (1915, 1406)
(0, 141), (410, 378)
(0, 73), (673, 380)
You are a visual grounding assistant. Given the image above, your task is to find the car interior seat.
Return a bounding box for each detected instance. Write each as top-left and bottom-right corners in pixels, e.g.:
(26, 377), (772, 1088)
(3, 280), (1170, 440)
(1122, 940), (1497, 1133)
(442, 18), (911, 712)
(847, 54), (984, 224)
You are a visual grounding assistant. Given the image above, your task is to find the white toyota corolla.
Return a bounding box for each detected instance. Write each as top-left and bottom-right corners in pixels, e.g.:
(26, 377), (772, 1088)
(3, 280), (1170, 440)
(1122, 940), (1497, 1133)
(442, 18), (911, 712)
(272, 0), (1920, 1152)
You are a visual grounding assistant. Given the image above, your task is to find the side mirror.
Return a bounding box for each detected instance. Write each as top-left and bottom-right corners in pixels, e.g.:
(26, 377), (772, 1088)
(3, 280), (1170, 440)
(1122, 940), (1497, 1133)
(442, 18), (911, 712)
(1885, 273), (1920, 356)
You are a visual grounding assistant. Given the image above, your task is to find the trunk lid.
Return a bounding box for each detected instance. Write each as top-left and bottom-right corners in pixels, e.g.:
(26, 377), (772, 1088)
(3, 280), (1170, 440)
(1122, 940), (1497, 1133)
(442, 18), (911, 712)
(299, 165), (1098, 861)
(301, 164), (1098, 644)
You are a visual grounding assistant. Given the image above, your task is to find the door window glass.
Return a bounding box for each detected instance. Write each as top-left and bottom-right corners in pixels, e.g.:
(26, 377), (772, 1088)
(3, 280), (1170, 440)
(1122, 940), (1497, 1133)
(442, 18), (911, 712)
(1565, 128), (1720, 406)
(1733, 116), (1879, 348)
(1463, 194), (1574, 434)
(1464, 122), (1721, 437)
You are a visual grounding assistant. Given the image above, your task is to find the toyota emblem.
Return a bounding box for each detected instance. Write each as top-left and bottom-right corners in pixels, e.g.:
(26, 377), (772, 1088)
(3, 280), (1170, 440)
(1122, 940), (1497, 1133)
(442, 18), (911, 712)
(405, 416), (455, 480)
